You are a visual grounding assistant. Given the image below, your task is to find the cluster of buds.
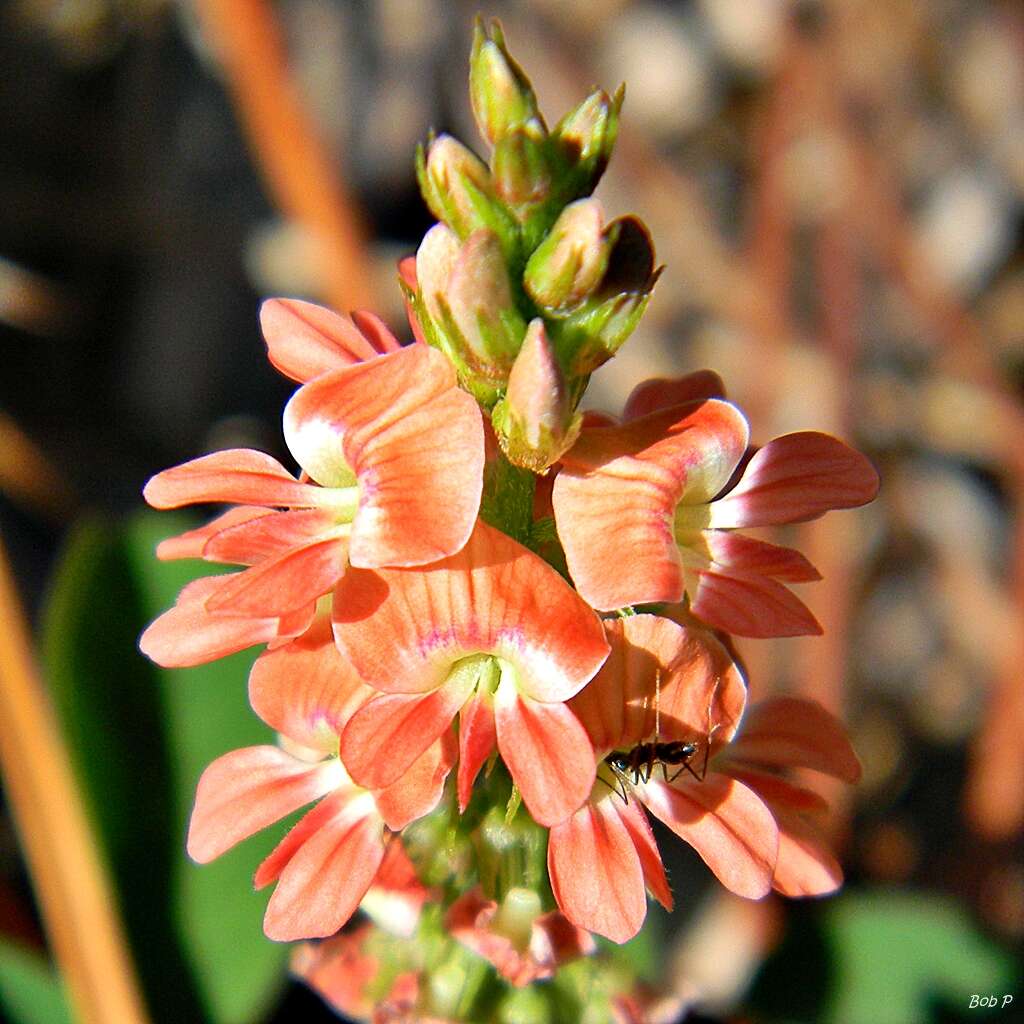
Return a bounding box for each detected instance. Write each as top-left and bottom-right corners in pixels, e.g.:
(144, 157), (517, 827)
(140, 21), (879, 1023)
(410, 20), (655, 473)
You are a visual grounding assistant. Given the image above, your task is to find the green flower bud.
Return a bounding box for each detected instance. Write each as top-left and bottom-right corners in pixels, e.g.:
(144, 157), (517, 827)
(492, 319), (582, 473)
(470, 18), (545, 146)
(523, 198), (617, 312)
(547, 216), (661, 376)
(415, 224), (527, 402)
(492, 124), (552, 221)
(554, 85), (623, 198)
(416, 134), (494, 238)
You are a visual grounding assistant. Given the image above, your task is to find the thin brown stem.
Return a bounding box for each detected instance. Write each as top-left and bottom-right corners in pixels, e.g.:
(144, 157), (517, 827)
(0, 538), (148, 1024)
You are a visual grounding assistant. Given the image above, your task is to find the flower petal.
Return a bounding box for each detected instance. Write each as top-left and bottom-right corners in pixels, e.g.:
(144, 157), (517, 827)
(570, 616), (746, 754)
(623, 371), (726, 421)
(332, 520), (609, 702)
(248, 614), (374, 750)
(373, 732), (456, 831)
(204, 532), (350, 617)
(494, 682), (595, 827)
(458, 691), (497, 812)
(264, 803), (385, 941)
(143, 449), (325, 509)
(186, 746), (343, 863)
(254, 790), (350, 889)
(554, 400), (749, 609)
(688, 569), (822, 638)
(548, 797), (648, 943)
(701, 531), (821, 582)
(202, 508), (341, 566)
(639, 774), (778, 899)
(156, 507), (272, 561)
(284, 344), (484, 566)
(710, 432), (880, 529)
(722, 697), (862, 783)
(260, 298), (394, 382)
(339, 673), (474, 791)
(616, 795), (672, 910)
(139, 576), (315, 668)
(771, 808), (843, 897)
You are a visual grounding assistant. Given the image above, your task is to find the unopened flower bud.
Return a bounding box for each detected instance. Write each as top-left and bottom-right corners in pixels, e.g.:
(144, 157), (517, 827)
(492, 319), (582, 472)
(523, 199), (616, 312)
(554, 86), (623, 197)
(416, 134), (513, 242)
(415, 225), (526, 401)
(492, 125), (552, 221)
(548, 216), (660, 376)
(470, 18), (544, 146)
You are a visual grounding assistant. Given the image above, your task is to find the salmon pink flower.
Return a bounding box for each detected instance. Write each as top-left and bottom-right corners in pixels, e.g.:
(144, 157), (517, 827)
(552, 371), (880, 636)
(711, 696), (862, 896)
(548, 614), (779, 942)
(333, 520), (610, 827)
(259, 297), (403, 383)
(186, 616), (454, 941)
(445, 887), (594, 987)
(143, 339), (485, 626)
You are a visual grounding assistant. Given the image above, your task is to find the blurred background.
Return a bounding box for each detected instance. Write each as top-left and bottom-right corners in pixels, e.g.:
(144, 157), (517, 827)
(0, 1), (1022, 1022)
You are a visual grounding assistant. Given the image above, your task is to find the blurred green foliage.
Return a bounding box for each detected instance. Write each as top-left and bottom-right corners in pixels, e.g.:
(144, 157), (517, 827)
(38, 511), (290, 1024)
(0, 943), (71, 1024)
(749, 890), (1019, 1024)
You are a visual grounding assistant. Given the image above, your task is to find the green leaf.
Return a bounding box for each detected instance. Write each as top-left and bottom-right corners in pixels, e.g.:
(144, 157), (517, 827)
(0, 943), (72, 1024)
(40, 511), (290, 1024)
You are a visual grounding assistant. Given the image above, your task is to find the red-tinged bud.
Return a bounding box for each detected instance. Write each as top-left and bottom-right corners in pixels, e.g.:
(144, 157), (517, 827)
(470, 18), (545, 147)
(548, 216), (661, 376)
(416, 134), (516, 242)
(492, 319), (582, 472)
(523, 198), (616, 312)
(492, 125), (553, 220)
(554, 86), (623, 197)
(415, 225), (526, 402)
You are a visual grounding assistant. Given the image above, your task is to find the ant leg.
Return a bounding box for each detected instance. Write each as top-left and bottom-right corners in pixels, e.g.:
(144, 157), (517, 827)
(667, 761), (704, 785)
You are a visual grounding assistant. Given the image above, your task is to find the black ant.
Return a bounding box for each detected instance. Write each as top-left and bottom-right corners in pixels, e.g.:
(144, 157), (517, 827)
(601, 670), (720, 803)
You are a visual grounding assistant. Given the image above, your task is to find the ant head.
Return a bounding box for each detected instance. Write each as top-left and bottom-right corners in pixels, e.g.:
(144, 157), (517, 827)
(606, 752), (629, 773)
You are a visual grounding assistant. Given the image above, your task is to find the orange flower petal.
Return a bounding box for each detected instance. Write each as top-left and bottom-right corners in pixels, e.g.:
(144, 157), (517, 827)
(139, 575), (315, 667)
(723, 697), (862, 783)
(688, 569), (823, 638)
(284, 344), (484, 566)
(570, 616), (745, 753)
(204, 532), (350, 617)
(554, 400), (748, 610)
(203, 507), (341, 565)
(254, 789), (350, 889)
(186, 746), (343, 863)
(639, 774), (778, 899)
(770, 810), (843, 897)
(616, 795), (672, 911)
(548, 797), (648, 943)
(373, 732), (456, 831)
(709, 431), (880, 529)
(494, 683), (595, 826)
(339, 673), (475, 791)
(458, 691), (497, 812)
(701, 531), (821, 582)
(622, 371), (726, 421)
(264, 806), (385, 941)
(143, 449), (325, 509)
(332, 521), (609, 702)
(156, 507), (272, 561)
(260, 298), (396, 382)
(248, 614), (374, 751)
